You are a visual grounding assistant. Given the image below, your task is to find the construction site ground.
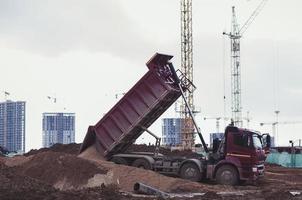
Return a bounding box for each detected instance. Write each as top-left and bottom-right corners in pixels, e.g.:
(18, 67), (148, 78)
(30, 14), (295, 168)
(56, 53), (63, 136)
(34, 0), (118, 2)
(0, 143), (301, 200)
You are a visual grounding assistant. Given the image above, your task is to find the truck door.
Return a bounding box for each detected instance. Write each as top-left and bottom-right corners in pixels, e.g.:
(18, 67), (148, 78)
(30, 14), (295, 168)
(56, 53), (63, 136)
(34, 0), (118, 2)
(226, 132), (253, 179)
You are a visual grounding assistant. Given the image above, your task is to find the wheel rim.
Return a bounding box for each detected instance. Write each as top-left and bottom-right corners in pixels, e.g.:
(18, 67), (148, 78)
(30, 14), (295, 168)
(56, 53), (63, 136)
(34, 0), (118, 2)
(185, 167), (197, 178)
(221, 170), (233, 184)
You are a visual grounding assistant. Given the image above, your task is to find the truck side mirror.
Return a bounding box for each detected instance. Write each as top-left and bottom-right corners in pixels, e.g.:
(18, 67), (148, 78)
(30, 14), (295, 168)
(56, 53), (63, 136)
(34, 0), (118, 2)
(265, 134), (271, 148)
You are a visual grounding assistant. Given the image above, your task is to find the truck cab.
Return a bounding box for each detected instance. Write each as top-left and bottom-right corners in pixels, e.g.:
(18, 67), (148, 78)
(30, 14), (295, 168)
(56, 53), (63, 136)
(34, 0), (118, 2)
(206, 126), (271, 185)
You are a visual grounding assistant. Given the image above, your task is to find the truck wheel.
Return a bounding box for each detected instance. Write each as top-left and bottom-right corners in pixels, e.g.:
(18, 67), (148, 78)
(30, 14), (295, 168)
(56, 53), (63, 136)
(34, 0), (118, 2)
(216, 165), (239, 185)
(132, 159), (151, 170)
(180, 163), (202, 182)
(110, 157), (128, 165)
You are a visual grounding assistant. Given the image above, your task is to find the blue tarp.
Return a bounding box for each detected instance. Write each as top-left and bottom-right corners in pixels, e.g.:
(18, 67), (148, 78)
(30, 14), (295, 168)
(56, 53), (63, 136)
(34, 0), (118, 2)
(266, 151), (302, 168)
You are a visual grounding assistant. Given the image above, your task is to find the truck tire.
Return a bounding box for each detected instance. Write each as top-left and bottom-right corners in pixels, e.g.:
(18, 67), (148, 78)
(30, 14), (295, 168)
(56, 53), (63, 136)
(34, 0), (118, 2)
(132, 159), (151, 170)
(180, 163), (202, 182)
(216, 165), (239, 185)
(110, 157), (128, 165)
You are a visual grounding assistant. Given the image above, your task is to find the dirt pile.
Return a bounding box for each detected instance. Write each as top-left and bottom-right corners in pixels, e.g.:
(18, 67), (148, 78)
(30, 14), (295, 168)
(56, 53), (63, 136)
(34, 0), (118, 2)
(4, 155), (32, 167)
(25, 143), (81, 156)
(0, 162), (58, 200)
(1, 143), (302, 200)
(0, 162), (125, 200)
(0, 151), (137, 200)
(79, 143), (216, 193)
(15, 151), (108, 190)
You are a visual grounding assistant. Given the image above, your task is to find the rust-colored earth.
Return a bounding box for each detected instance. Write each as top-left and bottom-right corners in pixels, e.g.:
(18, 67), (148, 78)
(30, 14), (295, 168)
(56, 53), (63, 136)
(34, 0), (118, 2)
(0, 143), (301, 200)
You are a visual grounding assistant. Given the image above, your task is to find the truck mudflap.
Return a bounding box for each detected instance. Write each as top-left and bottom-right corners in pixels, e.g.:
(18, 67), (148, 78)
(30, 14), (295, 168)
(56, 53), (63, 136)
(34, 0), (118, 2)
(80, 53), (191, 160)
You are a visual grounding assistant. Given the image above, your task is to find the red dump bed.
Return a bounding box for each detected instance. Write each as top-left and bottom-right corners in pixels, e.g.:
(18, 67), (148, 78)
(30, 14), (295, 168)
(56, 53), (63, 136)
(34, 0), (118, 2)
(80, 53), (184, 159)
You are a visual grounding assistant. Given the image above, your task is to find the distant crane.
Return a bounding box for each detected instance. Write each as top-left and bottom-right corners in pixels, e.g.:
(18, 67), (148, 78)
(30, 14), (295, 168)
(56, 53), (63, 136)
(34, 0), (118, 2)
(244, 111), (252, 128)
(223, 0), (268, 127)
(47, 95), (67, 111)
(47, 95), (57, 103)
(2, 91), (10, 101)
(204, 117), (223, 133)
(260, 121), (302, 145)
(204, 112), (251, 133)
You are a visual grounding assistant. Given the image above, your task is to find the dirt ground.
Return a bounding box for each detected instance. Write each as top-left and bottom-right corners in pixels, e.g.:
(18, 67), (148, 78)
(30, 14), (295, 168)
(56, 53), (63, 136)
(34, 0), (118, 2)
(0, 143), (301, 200)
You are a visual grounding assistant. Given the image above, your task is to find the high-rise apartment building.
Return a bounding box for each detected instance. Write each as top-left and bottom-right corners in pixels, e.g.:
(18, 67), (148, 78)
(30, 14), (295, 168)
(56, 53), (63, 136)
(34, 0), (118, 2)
(162, 118), (182, 146)
(0, 100), (26, 153)
(42, 113), (75, 147)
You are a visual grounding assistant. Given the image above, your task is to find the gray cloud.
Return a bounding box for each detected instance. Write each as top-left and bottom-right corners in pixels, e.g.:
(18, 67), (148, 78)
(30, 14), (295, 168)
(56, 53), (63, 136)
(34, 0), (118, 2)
(0, 0), (158, 61)
(1, 0), (302, 148)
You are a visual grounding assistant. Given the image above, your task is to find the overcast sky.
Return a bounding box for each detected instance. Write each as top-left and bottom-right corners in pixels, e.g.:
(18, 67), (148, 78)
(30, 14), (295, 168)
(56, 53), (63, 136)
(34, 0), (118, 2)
(0, 0), (302, 151)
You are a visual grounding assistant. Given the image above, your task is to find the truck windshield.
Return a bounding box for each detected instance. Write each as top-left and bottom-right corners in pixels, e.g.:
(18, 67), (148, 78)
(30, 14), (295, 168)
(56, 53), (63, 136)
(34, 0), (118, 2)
(252, 134), (262, 149)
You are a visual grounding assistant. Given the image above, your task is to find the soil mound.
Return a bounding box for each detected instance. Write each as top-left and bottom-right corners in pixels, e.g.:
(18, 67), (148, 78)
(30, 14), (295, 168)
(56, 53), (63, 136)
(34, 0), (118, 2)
(25, 143), (81, 156)
(1, 143), (302, 200)
(14, 151), (108, 190)
(79, 144), (209, 193)
(0, 162), (125, 200)
(0, 162), (57, 200)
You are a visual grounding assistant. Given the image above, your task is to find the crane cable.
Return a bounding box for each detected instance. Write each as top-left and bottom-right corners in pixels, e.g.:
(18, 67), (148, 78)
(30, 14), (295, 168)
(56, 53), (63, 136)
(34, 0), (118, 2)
(222, 33), (227, 128)
(239, 0), (269, 35)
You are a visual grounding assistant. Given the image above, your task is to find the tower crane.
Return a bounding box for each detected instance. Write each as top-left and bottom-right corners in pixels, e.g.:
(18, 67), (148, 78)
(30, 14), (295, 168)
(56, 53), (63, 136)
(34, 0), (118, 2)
(223, 0), (268, 127)
(180, 0), (195, 149)
(260, 121), (302, 146)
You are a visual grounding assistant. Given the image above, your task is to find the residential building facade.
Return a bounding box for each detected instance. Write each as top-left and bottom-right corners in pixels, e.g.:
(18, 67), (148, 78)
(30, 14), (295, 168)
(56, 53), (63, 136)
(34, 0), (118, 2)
(162, 118), (182, 146)
(42, 113), (75, 147)
(0, 100), (26, 153)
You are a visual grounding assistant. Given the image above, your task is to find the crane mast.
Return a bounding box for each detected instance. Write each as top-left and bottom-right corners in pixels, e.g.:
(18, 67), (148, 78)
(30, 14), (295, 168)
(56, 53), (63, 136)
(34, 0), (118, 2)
(224, 0), (268, 128)
(180, 0), (195, 149)
(223, 6), (242, 127)
(230, 6), (242, 128)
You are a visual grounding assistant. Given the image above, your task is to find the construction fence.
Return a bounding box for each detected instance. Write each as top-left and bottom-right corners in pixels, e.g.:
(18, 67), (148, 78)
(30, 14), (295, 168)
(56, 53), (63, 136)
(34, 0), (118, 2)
(266, 151), (302, 168)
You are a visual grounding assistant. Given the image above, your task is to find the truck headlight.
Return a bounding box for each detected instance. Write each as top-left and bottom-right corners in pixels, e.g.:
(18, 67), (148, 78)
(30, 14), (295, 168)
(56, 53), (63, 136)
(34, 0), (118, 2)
(252, 167), (257, 172)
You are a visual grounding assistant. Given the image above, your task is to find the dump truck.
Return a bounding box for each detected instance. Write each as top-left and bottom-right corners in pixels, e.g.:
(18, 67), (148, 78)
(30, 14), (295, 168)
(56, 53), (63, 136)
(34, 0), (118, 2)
(80, 53), (271, 185)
